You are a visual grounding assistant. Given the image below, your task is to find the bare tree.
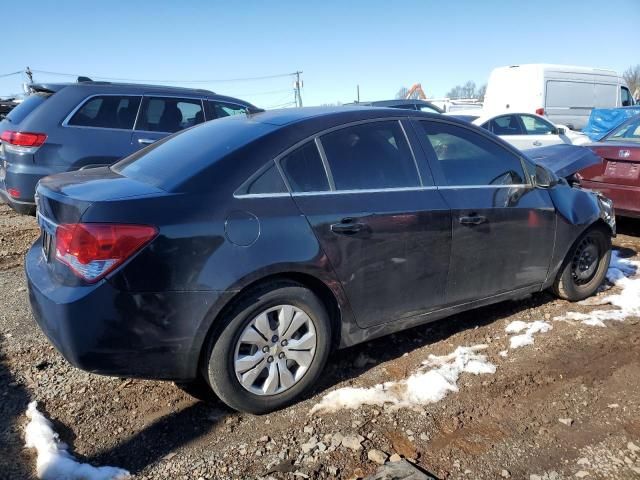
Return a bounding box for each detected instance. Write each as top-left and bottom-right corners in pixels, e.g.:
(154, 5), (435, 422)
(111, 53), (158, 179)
(446, 85), (464, 99)
(623, 65), (640, 98)
(395, 87), (408, 99)
(477, 84), (487, 102)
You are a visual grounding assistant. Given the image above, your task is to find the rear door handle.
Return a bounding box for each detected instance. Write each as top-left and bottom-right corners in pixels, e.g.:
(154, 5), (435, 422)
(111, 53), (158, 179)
(330, 219), (367, 235)
(137, 138), (156, 145)
(532, 140), (542, 147)
(459, 215), (487, 226)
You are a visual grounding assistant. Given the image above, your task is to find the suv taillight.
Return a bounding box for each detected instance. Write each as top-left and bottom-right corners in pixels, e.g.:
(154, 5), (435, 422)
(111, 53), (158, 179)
(55, 223), (157, 282)
(535, 108), (545, 116)
(1, 130), (47, 153)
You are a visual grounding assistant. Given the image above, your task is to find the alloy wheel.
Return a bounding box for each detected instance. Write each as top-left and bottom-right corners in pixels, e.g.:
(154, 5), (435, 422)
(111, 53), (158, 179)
(234, 305), (317, 396)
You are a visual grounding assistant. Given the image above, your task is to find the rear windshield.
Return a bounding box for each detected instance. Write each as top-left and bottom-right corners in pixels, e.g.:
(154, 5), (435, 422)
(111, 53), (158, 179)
(112, 114), (275, 190)
(605, 116), (640, 143)
(4, 94), (50, 124)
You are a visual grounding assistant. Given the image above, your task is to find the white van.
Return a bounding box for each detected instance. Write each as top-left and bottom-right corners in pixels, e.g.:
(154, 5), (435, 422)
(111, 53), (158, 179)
(483, 64), (634, 130)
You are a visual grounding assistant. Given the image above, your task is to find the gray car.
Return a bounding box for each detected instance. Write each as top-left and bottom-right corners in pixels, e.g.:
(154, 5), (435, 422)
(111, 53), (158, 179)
(0, 81), (259, 214)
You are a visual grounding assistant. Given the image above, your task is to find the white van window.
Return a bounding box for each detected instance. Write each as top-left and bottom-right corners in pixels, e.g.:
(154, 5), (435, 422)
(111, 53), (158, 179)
(594, 84), (617, 108)
(621, 87), (633, 107)
(546, 81), (592, 108)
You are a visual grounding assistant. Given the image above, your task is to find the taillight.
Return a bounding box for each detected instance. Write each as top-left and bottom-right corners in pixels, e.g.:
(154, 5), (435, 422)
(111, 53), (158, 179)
(55, 223), (157, 282)
(535, 108), (545, 116)
(7, 188), (20, 198)
(1, 130), (47, 153)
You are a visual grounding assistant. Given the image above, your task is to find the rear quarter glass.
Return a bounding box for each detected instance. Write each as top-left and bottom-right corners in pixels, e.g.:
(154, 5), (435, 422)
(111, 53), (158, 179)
(4, 94), (50, 124)
(113, 115), (275, 191)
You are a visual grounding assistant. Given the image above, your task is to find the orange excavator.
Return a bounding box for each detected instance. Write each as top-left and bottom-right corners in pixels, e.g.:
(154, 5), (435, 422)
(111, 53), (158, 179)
(405, 83), (427, 100)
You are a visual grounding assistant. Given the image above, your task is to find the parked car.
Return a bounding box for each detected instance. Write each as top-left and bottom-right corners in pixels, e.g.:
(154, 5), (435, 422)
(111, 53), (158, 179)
(0, 81), (259, 214)
(0, 97), (19, 118)
(579, 114), (640, 218)
(27, 107), (615, 413)
(483, 64), (633, 130)
(346, 98), (442, 113)
(449, 112), (590, 149)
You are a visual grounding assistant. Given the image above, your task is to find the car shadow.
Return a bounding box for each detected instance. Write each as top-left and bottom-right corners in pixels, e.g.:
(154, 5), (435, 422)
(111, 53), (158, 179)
(86, 399), (230, 474)
(0, 334), (36, 479)
(312, 289), (558, 394)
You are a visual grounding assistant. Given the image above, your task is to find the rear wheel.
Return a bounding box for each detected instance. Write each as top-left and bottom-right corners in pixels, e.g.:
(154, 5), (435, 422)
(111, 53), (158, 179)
(552, 226), (611, 301)
(205, 283), (331, 414)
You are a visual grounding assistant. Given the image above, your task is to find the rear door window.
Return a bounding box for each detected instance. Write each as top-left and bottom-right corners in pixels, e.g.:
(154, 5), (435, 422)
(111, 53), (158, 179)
(418, 121), (526, 186)
(319, 121), (420, 190)
(136, 97), (204, 133)
(5, 94), (50, 124)
(279, 141), (330, 193)
(68, 95), (142, 129)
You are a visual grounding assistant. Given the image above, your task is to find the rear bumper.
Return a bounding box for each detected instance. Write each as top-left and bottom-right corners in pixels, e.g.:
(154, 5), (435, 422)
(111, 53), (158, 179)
(1, 157), (63, 204)
(580, 180), (640, 218)
(26, 241), (231, 381)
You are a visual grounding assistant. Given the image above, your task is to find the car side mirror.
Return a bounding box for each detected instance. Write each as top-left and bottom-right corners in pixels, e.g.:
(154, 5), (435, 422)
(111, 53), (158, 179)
(534, 164), (558, 188)
(554, 127), (566, 135)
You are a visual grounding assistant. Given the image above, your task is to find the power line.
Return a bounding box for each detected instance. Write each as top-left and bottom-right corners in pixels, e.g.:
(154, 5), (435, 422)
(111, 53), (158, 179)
(0, 71), (23, 79)
(30, 69), (299, 83)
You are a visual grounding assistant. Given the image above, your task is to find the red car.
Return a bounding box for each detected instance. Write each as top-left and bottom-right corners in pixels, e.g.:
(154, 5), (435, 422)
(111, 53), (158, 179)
(579, 115), (640, 218)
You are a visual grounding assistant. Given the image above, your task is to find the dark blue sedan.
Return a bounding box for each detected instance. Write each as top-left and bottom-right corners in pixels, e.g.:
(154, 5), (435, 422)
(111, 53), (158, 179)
(27, 107), (614, 413)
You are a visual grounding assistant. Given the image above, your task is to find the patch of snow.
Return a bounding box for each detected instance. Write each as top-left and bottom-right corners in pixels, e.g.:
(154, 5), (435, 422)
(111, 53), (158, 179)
(499, 350), (508, 358)
(505, 320), (552, 349)
(25, 402), (130, 480)
(310, 345), (495, 414)
(555, 251), (640, 327)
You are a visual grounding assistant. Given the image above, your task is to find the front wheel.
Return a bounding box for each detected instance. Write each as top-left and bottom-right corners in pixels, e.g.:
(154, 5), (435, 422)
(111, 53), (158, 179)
(205, 283), (331, 414)
(552, 226), (612, 301)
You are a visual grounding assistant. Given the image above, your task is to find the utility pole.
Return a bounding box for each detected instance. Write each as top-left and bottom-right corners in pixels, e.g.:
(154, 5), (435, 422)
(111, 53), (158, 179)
(293, 71), (303, 107)
(356, 84), (360, 103)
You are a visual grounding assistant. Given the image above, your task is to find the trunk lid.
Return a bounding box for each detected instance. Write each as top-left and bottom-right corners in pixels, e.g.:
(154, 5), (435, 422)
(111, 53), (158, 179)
(36, 167), (165, 224)
(581, 142), (640, 186)
(524, 144), (602, 178)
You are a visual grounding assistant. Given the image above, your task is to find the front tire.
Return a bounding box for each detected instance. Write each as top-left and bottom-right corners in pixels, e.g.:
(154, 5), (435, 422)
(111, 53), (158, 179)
(205, 282), (331, 414)
(552, 226), (611, 301)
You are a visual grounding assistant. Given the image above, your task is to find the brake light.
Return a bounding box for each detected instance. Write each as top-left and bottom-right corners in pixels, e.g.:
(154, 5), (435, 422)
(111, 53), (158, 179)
(535, 108), (545, 116)
(7, 188), (20, 198)
(1, 130), (47, 147)
(55, 223), (157, 282)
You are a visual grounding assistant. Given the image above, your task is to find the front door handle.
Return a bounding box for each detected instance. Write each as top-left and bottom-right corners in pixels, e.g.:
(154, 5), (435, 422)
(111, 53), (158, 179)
(532, 140), (542, 147)
(138, 138), (156, 145)
(459, 215), (487, 226)
(331, 219), (367, 235)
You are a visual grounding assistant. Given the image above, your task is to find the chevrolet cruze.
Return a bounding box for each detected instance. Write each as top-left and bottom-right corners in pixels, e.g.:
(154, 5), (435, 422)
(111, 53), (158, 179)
(27, 107), (615, 413)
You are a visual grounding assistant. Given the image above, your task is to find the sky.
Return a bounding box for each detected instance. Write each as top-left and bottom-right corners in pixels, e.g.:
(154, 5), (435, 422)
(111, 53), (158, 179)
(1, 0), (638, 107)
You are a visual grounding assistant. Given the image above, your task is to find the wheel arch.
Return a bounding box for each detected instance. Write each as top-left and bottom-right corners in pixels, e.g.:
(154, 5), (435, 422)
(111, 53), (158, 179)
(195, 271), (345, 380)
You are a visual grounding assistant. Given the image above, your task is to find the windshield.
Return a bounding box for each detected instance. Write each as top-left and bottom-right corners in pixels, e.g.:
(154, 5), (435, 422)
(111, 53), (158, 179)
(4, 93), (50, 124)
(605, 116), (640, 143)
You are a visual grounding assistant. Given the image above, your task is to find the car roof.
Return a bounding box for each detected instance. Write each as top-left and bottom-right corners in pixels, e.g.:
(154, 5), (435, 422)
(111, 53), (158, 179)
(28, 81), (258, 108)
(248, 105), (442, 127)
(346, 99), (440, 108)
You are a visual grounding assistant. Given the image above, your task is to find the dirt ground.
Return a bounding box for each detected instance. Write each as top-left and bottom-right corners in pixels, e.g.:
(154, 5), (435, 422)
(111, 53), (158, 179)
(1, 202), (640, 480)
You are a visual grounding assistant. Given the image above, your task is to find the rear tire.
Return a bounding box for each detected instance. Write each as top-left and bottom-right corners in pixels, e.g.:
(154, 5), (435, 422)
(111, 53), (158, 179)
(205, 282), (331, 414)
(552, 226), (611, 301)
